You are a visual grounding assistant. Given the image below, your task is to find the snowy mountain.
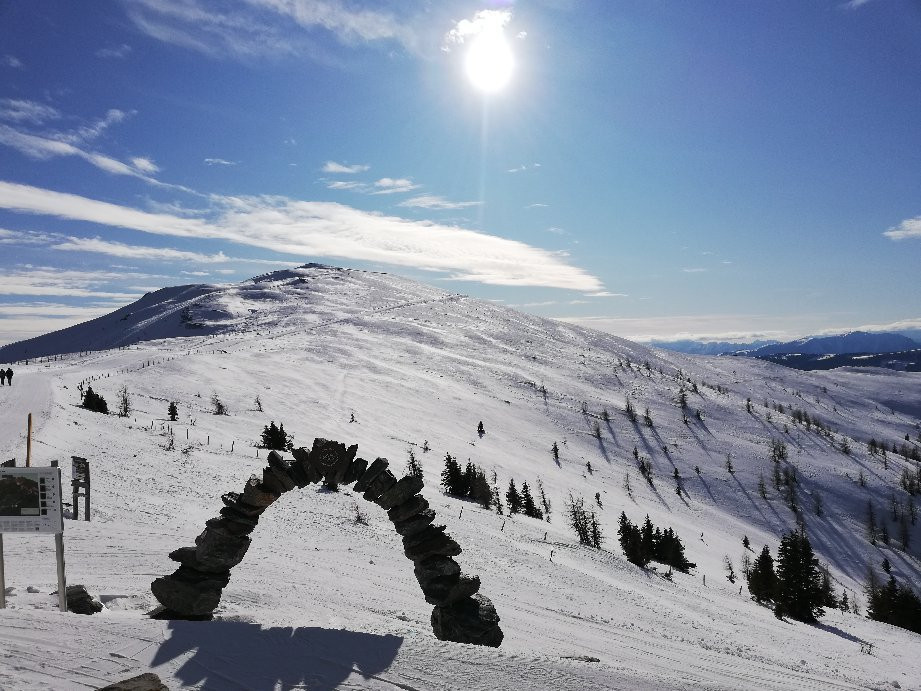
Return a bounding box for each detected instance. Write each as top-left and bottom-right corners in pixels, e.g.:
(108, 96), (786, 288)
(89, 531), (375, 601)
(650, 339), (780, 356)
(1, 265), (920, 690)
(742, 332), (920, 357)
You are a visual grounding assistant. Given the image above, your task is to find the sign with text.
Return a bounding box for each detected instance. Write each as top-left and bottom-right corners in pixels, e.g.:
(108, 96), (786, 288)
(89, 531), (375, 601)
(0, 467), (64, 534)
(72, 457), (89, 484)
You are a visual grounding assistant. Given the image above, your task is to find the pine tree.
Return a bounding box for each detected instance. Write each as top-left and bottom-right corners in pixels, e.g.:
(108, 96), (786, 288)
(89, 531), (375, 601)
(440, 453), (464, 496)
(167, 401), (179, 422)
(551, 441), (559, 462)
(259, 421), (293, 450)
(774, 529), (825, 622)
(536, 478), (552, 521)
(521, 482), (543, 519)
(477, 420), (485, 437)
(406, 448), (423, 480)
(506, 479), (523, 515)
(625, 397), (637, 422)
(81, 386), (108, 414)
(747, 545), (777, 603)
(117, 385), (131, 418)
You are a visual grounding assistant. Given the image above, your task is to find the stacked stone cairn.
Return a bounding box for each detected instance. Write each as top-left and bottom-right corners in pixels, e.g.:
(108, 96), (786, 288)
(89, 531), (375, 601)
(150, 437), (503, 647)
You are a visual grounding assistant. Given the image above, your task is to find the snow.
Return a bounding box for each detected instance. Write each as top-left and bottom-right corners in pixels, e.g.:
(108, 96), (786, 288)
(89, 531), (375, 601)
(1, 265), (919, 690)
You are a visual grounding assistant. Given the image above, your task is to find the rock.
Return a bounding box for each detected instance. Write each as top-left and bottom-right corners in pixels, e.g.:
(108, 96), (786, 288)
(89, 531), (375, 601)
(402, 524), (447, 548)
(388, 495), (429, 523)
(431, 594), (503, 647)
(220, 492), (264, 517)
(393, 510), (437, 538)
(193, 526), (251, 571)
(173, 565), (230, 590)
(206, 514), (257, 536)
(96, 672), (170, 691)
(260, 465), (289, 496)
(267, 450), (298, 486)
(341, 457), (367, 486)
(353, 457), (389, 493)
(27, 586), (40, 593)
(377, 475), (424, 511)
(63, 584), (103, 615)
(309, 438), (357, 484)
(404, 532), (461, 561)
(413, 556), (460, 585)
(291, 447), (322, 484)
(150, 576), (220, 617)
(363, 469), (397, 502)
(421, 574), (480, 606)
(241, 476), (278, 508)
(147, 604), (212, 622)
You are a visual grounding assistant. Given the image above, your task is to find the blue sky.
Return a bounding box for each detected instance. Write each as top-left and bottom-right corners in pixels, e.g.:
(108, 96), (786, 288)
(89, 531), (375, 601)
(1, 0), (919, 346)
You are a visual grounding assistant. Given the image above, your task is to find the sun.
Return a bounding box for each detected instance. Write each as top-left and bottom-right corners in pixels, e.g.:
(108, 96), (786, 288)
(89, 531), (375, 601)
(465, 28), (514, 93)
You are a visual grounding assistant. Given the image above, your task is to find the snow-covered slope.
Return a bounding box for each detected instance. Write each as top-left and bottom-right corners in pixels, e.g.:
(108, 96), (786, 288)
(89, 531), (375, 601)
(1, 265), (920, 690)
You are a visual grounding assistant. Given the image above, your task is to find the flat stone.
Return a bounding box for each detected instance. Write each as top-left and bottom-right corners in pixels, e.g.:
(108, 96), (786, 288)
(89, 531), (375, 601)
(331, 444), (359, 485)
(309, 438), (357, 484)
(388, 495), (429, 523)
(173, 565), (231, 590)
(342, 457), (367, 486)
(404, 532), (461, 561)
(261, 465), (290, 495)
(96, 672), (169, 691)
(377, 475), (425, 511)
(291, 447), (322, 484)
(285, 454), (312, 487)
(266, 451), (297, 491)
(422, 573), (481, 606)
(413, 556), (460, 584)
(206, 514), (257, 536)
(354, 457), (389, 493)
(194, 525), (251, 571)
(402, 524), (447, 549)
(430, 594), (503, 647)
(151, 575), (221, 616)
(241, 475), (278, 508)
(393, 510), (437, 538)
(147, 605), (213, 622)
(364, 469), (397, 502)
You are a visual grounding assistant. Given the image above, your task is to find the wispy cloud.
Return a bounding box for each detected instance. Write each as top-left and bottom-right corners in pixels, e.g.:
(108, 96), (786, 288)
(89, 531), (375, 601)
(51, 237), (231, 263)
(205, 157), (238, 166)
(96, 43), (133, 59)
(0, 228), (57, 245)
(371, 177), (419, 195)
(1, 55), (23, 69)
(322, 160), (369, 174)
(0, 181), (605, 292)
(546, 226), (568, 235)
(507, 163), (541, 174)
(125, 0), (414, 61)
(444, 9), (511, 51)
(526, 203), (548, 209)
(0, 266), (146, 299)
(682, 267), (707, 273)
(883, 215), (921, 240)
(841, 0), (874, 9)
(0, 99), (61, 125)
(397, 195), (480, 210)
(325, 180), (365, 190)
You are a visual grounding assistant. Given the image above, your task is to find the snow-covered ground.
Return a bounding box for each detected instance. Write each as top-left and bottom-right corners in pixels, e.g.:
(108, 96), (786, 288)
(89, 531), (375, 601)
(1, 265), (919, 690)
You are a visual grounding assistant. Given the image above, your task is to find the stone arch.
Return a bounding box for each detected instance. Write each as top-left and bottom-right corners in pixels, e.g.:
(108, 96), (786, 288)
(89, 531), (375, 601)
(150, 438), (503, 647)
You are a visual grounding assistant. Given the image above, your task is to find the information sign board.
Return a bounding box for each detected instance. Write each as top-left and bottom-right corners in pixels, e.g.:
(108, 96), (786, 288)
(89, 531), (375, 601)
(72, 457), (89, 483)
(0, 467), (64, 534)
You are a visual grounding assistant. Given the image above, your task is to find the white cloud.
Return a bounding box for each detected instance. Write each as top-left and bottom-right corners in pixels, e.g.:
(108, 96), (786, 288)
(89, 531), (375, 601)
(682, 268), (706, 273)
(1, 55), (24, 69)
(526, 203), (548, 209)
(131, 157), (160, 174)
(54, 108), (132, 145)
(444, 9), (511, 51)
(0, 228), (57, 245)
(585, 291), (627, 297)
(841, 0), (874, 8)
(326, 180), (364, 190)
(0, 303), (131, 346)
(181, 270), (210, 276)
(883, 215), (921, 240)
(0, 181), (605, 292)
(204, 157), (238, 166)
(507, 163), (541, 174)
(51, 237), (231, 263)
(397, 195), (480, 210)
(96, 43), (133, 59)
(322, 160), (369, 174)
(125, 0), (414, 60)
(0, 99), (61, 125)
(0, 267), (145, 299)
(546, 227), (568, 235)
(372, 177), (418, 195)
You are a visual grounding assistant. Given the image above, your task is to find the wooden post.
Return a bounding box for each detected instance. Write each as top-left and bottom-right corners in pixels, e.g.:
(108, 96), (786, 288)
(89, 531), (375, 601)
(0, 534), (5, 609)
(26, 413), (32, 467)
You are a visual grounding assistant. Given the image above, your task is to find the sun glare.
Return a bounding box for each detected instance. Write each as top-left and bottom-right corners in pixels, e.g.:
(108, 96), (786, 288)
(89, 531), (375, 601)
(465, 29), (514, 93)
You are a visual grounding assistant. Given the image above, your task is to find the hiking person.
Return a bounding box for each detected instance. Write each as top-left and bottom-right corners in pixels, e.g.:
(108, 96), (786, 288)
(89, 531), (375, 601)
(4, 368), (11, 386)
(0, 369), (6, 385)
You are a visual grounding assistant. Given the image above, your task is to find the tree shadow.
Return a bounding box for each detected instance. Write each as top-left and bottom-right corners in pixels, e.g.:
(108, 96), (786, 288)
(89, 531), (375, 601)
(813, 621), (866, 646)
(151, 620), (404, 691)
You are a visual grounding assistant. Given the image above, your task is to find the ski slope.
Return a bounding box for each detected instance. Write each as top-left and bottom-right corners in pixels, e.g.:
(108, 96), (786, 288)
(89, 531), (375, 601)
(1, 265), (919, 690)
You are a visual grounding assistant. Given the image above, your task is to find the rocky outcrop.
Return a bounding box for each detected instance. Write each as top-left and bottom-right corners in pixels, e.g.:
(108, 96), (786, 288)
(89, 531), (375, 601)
(150, 437), (503, 646)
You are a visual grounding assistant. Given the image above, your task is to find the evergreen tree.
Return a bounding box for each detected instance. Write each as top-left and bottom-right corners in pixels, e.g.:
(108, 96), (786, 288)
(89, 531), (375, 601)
(468, 464), (493, 509)
(747, 545), (777, 603)
(537, 477), (552, 521)
(566, 494), (593, 546)
(440, 453), (464, 496)
(477, 420), (485, 437)
(520, 482), (543, 519)
(506, 479), (523, 515)
(167, 401), (179, 422)
(117, 385), (131, 418)
(774, 529), (825, 622)
(81, 386), (108, 414)
(866, 572), (921, 635)
(405, 448), (423, 480)
(259, 421), (293, 450)
(551, 441), (560, 462)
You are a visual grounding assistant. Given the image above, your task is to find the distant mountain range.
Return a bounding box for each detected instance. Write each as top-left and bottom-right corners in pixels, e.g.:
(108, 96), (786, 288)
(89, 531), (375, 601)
(653, 330), (921, 371)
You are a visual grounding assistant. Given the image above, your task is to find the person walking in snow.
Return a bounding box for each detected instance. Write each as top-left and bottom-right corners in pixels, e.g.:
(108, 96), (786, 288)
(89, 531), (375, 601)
(4, 368), (11, 386)
(0, 369), (6, 385)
